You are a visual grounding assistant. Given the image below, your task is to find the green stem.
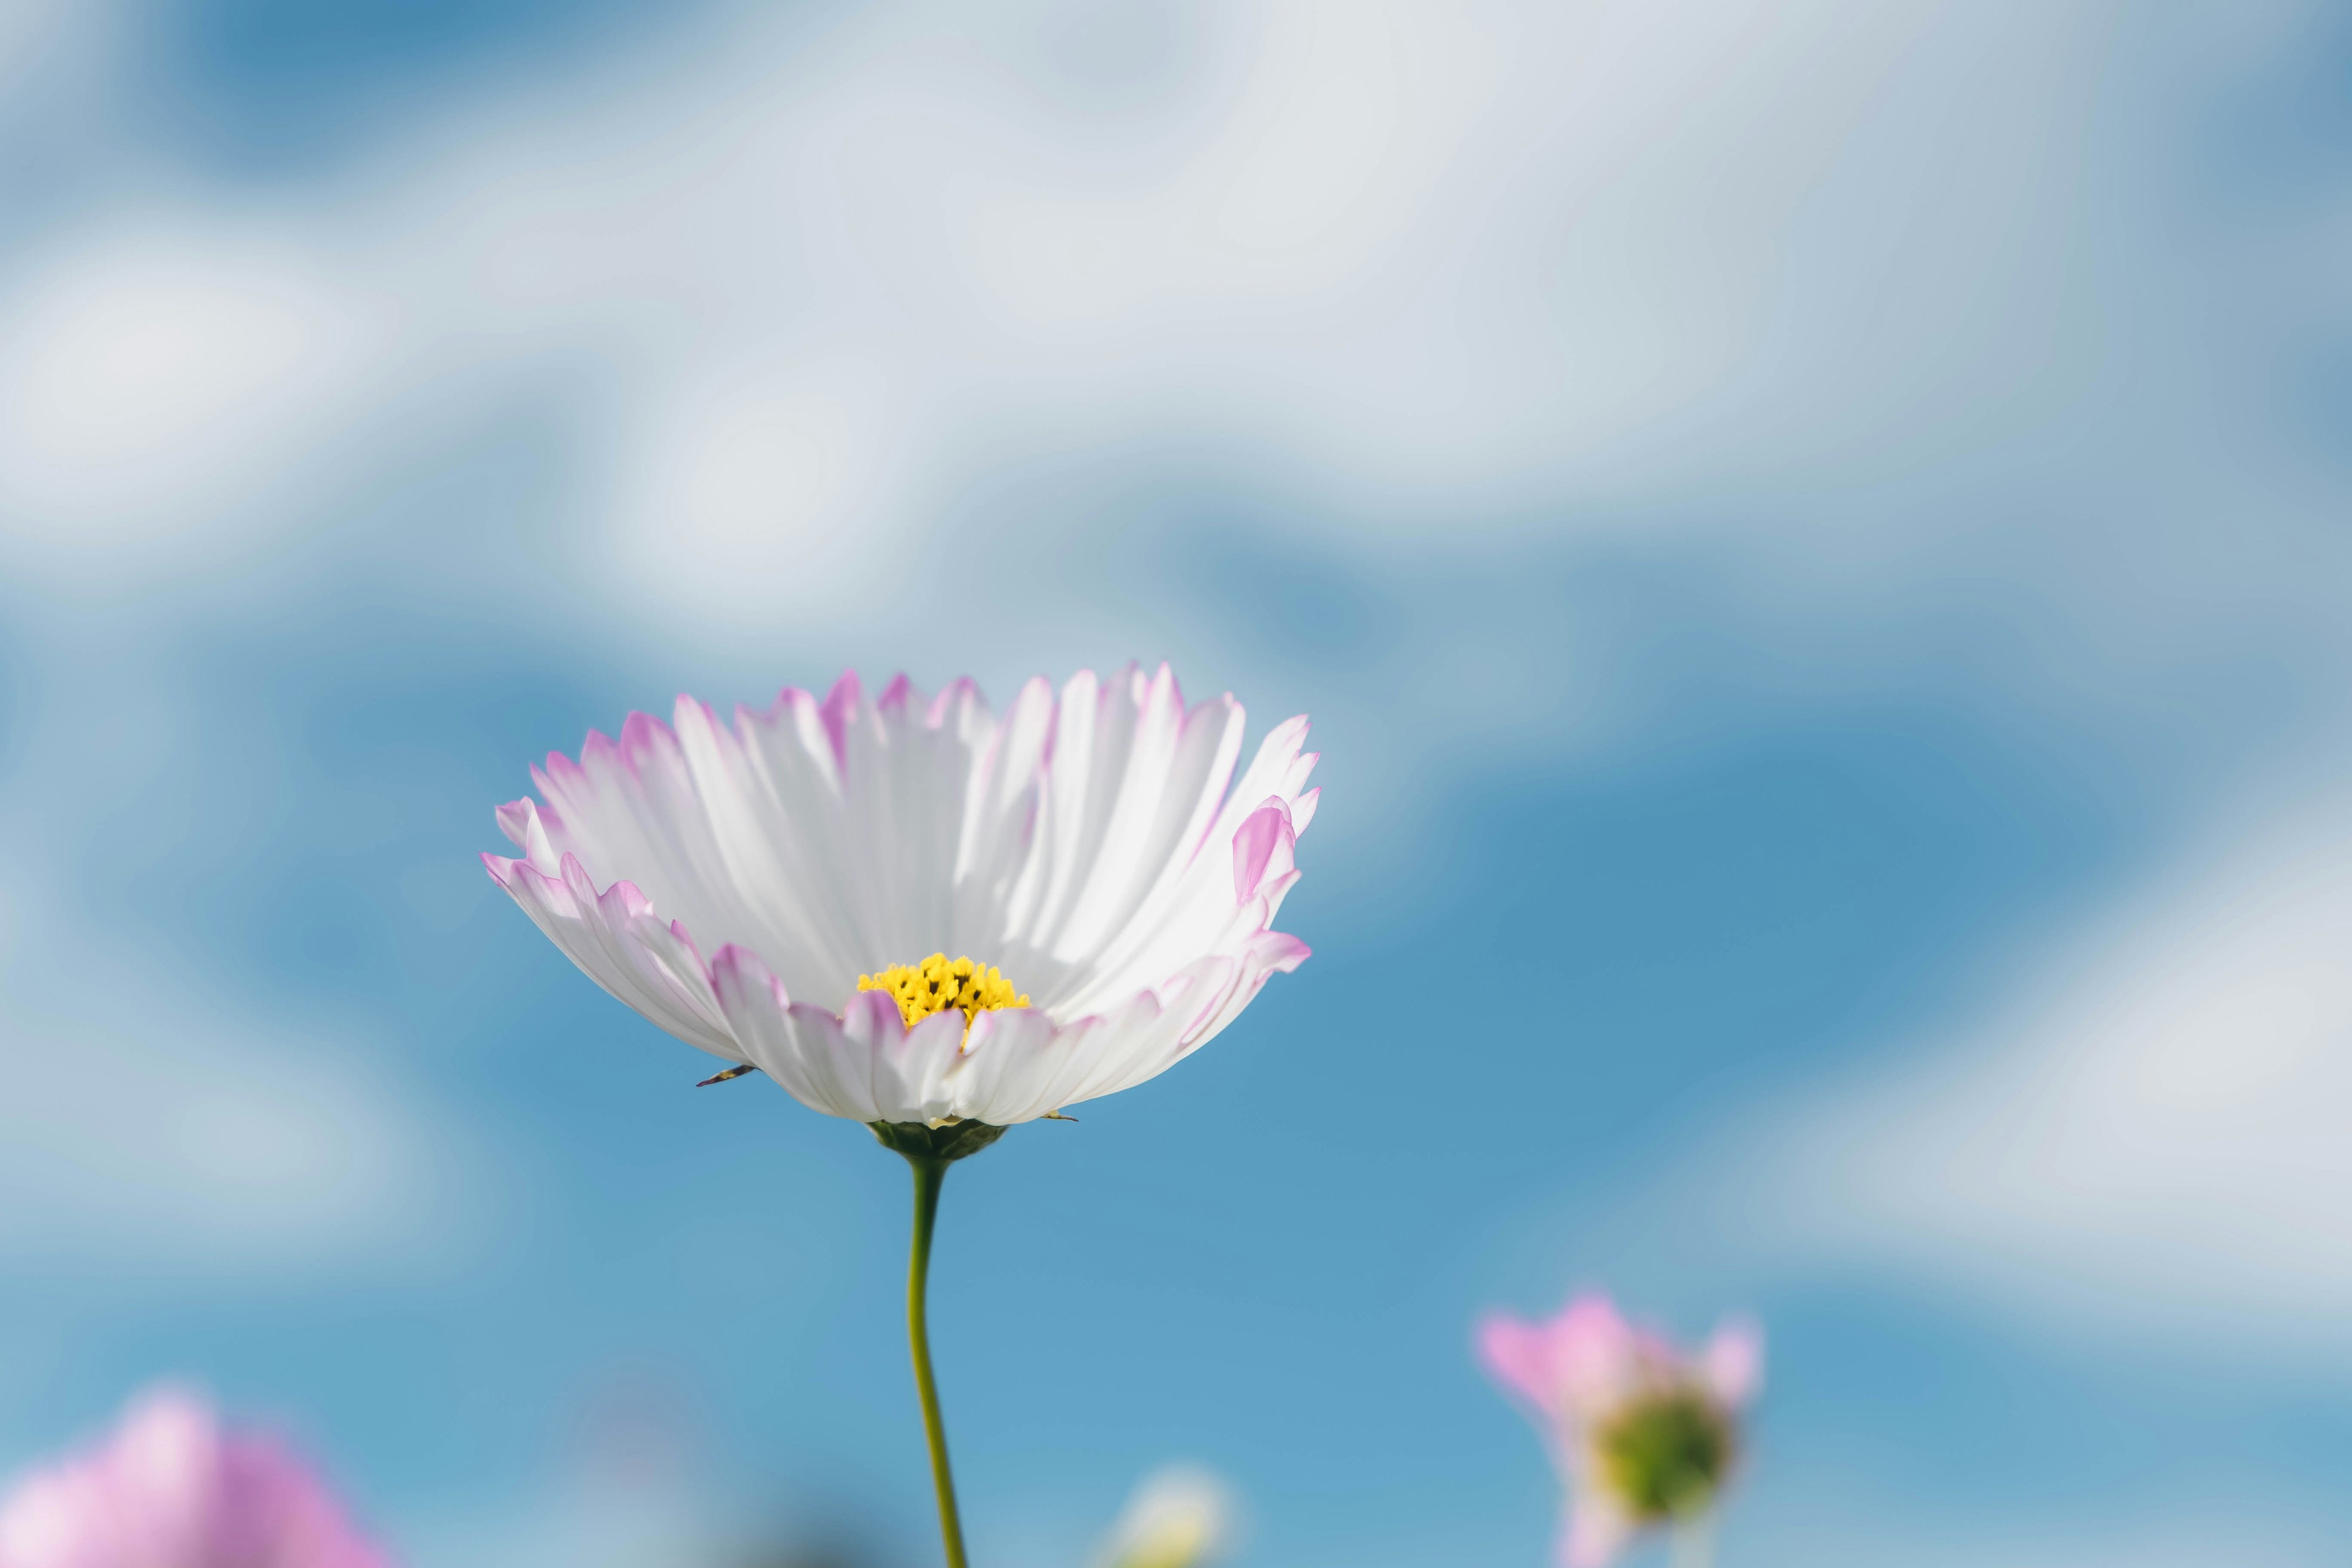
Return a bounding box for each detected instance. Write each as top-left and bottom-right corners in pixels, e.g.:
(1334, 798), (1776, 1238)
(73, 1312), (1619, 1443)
(905, 1153), (969, 1568)
(1669, 1509), (1717, 1568)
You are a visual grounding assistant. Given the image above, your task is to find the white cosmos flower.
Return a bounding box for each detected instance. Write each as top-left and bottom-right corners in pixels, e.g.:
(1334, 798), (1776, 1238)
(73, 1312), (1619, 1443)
(484, 665), (1316, 1128)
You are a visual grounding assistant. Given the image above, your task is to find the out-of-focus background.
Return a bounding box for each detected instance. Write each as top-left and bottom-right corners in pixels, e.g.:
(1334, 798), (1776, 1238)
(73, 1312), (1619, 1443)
(1, 0), (2347, 1562)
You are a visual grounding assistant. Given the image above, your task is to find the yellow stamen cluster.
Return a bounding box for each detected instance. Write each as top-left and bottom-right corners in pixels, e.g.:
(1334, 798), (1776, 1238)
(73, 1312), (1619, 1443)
(858, 954), (1030, 1032)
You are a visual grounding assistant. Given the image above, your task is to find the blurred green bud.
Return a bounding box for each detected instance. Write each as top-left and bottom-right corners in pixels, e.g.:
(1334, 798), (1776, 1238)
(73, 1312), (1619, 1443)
(1593, 1389), (1735, 1521)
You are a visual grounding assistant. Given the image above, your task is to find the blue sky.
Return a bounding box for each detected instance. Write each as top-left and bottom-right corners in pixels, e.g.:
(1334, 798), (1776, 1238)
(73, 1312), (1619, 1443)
(1, 1), (2349, 1565)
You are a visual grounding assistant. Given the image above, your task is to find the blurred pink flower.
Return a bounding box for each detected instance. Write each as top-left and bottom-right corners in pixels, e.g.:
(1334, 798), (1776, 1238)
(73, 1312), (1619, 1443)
(0, 1387), (391, 1568)
(1477, 1294), (1763, 1567)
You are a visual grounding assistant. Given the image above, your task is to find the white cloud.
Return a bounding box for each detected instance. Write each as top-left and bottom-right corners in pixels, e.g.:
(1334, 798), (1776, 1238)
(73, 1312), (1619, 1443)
(0, 1), (68, 87)
(612, 332), (921, 580)
(0, 228), (386, 548)
(2, 0), (2335, 829)
(0, 0), (2179, 611)
(0, 995), (459, 1273)
(0, 648), (483, 1280)
(1714, 781), (2352, 1352)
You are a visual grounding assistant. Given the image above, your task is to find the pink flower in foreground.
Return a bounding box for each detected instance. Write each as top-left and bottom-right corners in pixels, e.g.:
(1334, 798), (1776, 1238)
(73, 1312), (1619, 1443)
(483, 665), (1317, 1130)
(0, 1388), (390, 1568)
(1478, 1294), (1762, 1568)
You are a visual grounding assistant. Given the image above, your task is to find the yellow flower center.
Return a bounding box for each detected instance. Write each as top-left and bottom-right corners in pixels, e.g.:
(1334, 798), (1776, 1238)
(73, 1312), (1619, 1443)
(858, 954), (1030, 1031)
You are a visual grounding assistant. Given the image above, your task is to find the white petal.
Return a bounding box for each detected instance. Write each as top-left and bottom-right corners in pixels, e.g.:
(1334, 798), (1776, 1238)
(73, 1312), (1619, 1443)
(1056, 958), (1235, 1108)
(709, 944), (865, 1120)
(484, 851), (736, 1058)
(940, 1006), (1073, 1125)
(834, 676), (988, 975)
(858, 995), (972, 1126)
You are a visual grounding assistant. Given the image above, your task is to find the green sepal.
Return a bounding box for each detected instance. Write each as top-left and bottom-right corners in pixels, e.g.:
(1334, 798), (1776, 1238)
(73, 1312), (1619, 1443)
(868, 1118), (1009, 1164)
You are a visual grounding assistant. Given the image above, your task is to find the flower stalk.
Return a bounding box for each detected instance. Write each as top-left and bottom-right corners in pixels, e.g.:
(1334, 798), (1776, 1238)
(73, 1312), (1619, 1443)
(905, 1150), (966, 1568)
(1668, 1510), (1717, 1568)
(874, 1118), (1007, 1568)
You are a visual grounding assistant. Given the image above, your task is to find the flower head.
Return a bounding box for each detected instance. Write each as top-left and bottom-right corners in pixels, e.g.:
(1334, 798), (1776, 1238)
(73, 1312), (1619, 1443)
(1091, 1465), (1235, 1568)
(484, 665), (1316, 1131)
(0, 1387), (390, 1568)
(1477, 1294), (1762, 1568)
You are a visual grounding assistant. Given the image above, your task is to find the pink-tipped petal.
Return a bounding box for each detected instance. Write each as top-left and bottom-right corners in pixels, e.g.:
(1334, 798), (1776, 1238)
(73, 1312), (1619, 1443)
(817, 670), (861, 770)
(707, 944), (855, 1118)
(1054, 958), (1232, 1107)
(1703, 1316), (1766, 1408)
(780, 1001), (890, 1123)
(1290, 785), (1321, 837)
(870, 1005), (972, 1128)
(940, 1005), (1062, 1125)
(1179, 930), (1308, 1054)
(1551, 1294), (1644, 1412)
(1231, 801), (1293, 904)
(1477, 1314), (1561, 1416)
(488, 853), (736, 1059)
(1564, 1496), (1635, 1568)
(837, 990), (923, 1122)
